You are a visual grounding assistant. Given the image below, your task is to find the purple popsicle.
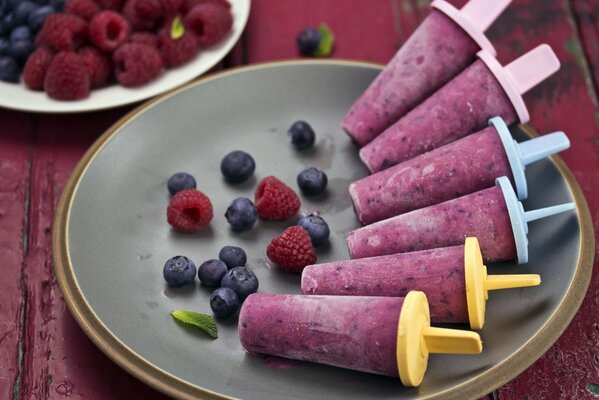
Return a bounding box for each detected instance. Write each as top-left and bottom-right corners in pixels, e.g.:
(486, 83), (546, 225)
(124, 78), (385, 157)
(239, 291), (483, 386)
(350, 118), (570, 225)
(346, 177), (575, 263)
(342, 0), (511, 147)
(360, 45), (561, 173)
(301, 238), (540, 328)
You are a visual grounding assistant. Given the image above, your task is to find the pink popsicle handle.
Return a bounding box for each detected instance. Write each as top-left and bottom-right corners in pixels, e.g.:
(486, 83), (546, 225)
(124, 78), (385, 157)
(504, 44), (561, 94)
(461, 0), (512, 32)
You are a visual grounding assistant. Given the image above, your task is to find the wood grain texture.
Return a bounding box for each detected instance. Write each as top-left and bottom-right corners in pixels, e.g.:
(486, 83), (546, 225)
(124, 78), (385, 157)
(0, 0), (596, 399)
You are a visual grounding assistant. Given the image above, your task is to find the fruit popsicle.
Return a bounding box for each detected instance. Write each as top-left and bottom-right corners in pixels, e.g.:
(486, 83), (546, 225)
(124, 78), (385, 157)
(342, 0), (511, 147)
(347, 177), (575, 263)
(239, 291), (482, 386)
(350, 116), (570, 224)
(360, 45), (561, 173)
(302, 238), (540, 329)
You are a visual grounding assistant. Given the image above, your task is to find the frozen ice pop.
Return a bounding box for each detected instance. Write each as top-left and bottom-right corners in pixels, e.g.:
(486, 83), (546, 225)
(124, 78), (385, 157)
(342, 0), (511, 147)
(302, 237), (540, 329)
(347, 177), (575, 263)
(350, 116), (570, 224)
(239, 291), (482, 386)
(360, 45), (561, 173)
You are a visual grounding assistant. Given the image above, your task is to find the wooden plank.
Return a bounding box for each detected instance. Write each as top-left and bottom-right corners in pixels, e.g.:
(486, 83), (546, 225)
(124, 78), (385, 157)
(484, 0), (599, 399)
(245, 0), (400, 63)
(573, 0), (599, 99)
(0, 110), (32, 400)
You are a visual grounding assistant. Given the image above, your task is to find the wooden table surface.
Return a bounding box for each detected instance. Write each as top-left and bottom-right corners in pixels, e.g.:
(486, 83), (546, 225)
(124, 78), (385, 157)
(1, 0), (598, 399)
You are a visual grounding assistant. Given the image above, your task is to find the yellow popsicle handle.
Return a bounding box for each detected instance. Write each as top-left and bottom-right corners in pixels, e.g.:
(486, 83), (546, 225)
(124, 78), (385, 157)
(464, 237), (542, 330)
(485, 274), (541, 291)
(422, 327), (483, 354)
(396, 291), (483, 387)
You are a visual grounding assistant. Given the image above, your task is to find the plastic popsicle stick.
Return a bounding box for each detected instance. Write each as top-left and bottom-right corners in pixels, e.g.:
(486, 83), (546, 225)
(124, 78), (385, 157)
(523, 203), (576, 223)
(460, 0), (512, 32)
(478, 45), (560, 123)
(396, 291), (482, 387)
(484, 274), (541, 291)
(490, 116), (570, 200)
(517, 132), (570, 165)
(422, 326), (483, 354)
(504, 44), (561, 95)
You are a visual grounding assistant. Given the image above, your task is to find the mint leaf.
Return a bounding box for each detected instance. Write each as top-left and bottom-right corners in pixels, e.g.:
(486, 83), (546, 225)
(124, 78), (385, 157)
(171, 310), (218, 338)
(314, 24), (335, 57)
(171, 16), (185, 40)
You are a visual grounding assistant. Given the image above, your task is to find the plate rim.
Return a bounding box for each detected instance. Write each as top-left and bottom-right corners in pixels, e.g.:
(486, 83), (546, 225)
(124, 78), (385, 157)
(0, 0), (250, 114)
(52, 59), (595, 400)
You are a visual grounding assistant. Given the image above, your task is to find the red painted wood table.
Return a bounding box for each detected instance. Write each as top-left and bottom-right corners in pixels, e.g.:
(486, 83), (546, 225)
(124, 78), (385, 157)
(1, 1), (598, 399)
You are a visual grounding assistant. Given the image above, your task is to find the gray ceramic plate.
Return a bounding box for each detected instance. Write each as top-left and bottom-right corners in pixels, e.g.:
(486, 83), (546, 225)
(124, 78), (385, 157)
(53, 61), (594, 400)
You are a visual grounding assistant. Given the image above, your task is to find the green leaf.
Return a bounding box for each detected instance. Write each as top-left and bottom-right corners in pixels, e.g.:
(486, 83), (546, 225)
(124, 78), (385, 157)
(171, 16), (185, 40)
(314, 24), (335, 57)
(171, 310), (218, 338)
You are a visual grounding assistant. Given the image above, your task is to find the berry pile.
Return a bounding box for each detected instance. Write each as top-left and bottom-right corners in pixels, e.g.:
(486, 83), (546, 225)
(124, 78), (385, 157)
(0, 0), (64, 83)
(163, 246), (258, 320)
(2, 0), (233, 101)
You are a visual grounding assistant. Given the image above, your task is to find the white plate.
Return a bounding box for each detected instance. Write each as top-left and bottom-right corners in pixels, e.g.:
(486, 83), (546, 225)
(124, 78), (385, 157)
(0, 0), (250, 113)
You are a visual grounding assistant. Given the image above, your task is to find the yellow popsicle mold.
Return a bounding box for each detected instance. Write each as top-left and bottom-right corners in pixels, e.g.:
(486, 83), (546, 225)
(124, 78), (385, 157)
(396, 291), (482, 387)
(464, 237), (541, 329)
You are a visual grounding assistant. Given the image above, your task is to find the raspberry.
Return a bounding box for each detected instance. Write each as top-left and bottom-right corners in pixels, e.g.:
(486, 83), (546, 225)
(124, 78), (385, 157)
(113, 43), (163, 86)
(254, 176), (301, 220)
(159, 0), (183, 14)
(80, 47), (112, 87)
(122, 0), (159, 31)
(185, 3), (232, 46)
(167, 189), (213, 232)
(95, 0), (125, 9)
(23, 47), (55, 90)
(44, 52), (90, 100)
(64, 0), (101, 21)
(134, 0), (162, 19)
(89, 11), (131, 52)
(267, 226), (317, 273)
(181, 0), (230, 13)
(35, 14), (88, 51)
(130, 32), (158, 47)
(157, 17), (199, 67)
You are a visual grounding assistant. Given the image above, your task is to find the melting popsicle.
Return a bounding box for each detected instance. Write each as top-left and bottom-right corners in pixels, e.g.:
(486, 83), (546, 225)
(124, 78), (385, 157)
(347, 176), (575, 263)
(239, 291), (482, 386)
(350, 116), (570, 224)
(302, 237), (540, 329)
(342, 0), (511, 147)
(360, 45), (561, 173)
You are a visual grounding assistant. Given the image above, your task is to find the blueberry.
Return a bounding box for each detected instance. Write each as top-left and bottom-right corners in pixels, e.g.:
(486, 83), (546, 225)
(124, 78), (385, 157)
(0, 20), (5, 37)
(220, 150), (255, 183)
(220, 267), (258, 302)
(288, 121), (315, 150)
(167, 172), (196, 195)
(14, 2), (37, 25)
(198, 259), (228, 287)
(218, 246), (247, 269)
(296, 27), (320, 56)
(2, 13), (17, 32)
(297, 167), (328, 196)
(163, 256), (196, 287)
(298, 214), (330, 246)
(224, 197), (258, 231)
(8, 39), (33, 61)
(11, 25), (32, 41)
(0, 55), (19, 82)
(28, 5), (54, 31)
(0, 37), (9, 56)
(210, 287), (239, 319)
